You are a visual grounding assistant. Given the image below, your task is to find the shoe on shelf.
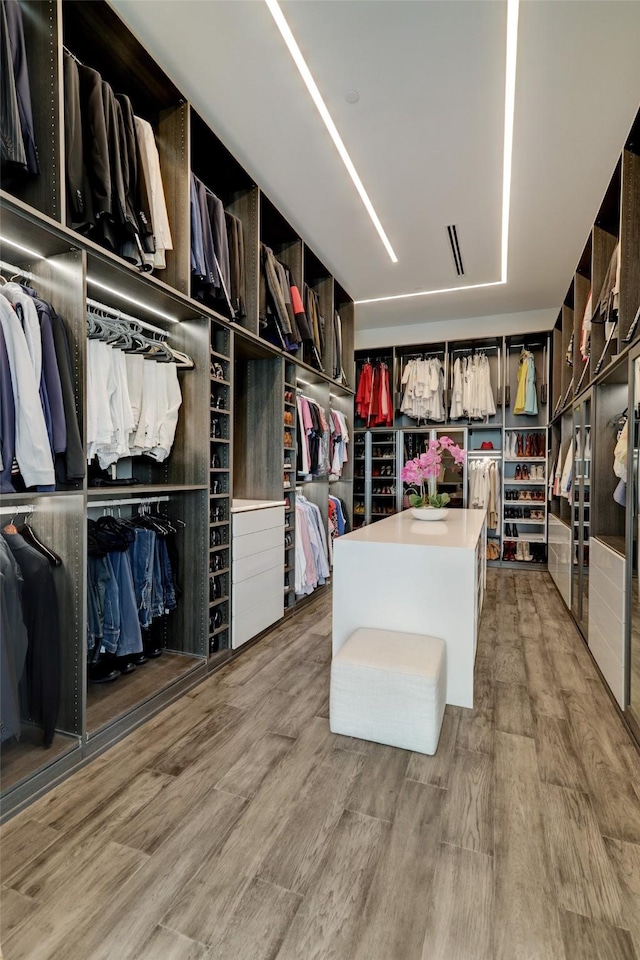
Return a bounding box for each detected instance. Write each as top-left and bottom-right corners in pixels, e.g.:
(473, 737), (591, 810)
(515, 464), (522, 480)
(512, 523), (519, 538)
(521, 464), (530, 480)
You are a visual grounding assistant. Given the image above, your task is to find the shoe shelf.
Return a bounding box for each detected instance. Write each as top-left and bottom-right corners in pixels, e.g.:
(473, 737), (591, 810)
(504, 519), (546, 525)
(504, 533), (547, 542)
(209, 323), (231, 657)
(504, 480), (546, 485)
(504, 457), (547, 462)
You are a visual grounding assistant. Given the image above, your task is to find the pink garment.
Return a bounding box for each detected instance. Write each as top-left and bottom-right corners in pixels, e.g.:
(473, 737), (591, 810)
(296, 501), (317, 589)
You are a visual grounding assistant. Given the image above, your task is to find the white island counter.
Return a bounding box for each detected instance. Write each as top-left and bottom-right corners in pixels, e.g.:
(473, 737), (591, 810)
(332, 509), (487, 708)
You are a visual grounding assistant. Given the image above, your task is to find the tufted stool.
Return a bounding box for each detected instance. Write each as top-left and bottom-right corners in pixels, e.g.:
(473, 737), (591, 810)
(330, 627), (446, 755)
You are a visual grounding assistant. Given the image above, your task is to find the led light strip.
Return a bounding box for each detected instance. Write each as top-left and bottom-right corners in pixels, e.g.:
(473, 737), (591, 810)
(355, 0), (520, 305)
(86, 277), (179, 323)
(0, 236), (45, 260)
(264, 0), (398, 264)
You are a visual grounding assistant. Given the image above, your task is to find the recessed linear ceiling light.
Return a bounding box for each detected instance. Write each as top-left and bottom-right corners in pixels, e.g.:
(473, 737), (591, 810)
(86, 277), (179, 323)
(0, 236), (45, 260)
(356, 0), (520, 306)
(264, 0), (398, 264)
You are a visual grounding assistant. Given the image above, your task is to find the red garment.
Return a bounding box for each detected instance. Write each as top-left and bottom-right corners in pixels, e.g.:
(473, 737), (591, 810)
(355, 362), (373, 420)
(355, 361), (392, 426)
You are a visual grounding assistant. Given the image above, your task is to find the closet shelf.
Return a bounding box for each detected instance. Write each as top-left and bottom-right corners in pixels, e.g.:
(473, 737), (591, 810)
(209, 521), (228, 529)
(210, 407), (231, 415)
(209, 623), (229, 637)
(211, 378), (231, 387)
(210, 349), (229, 362)
(504, 480), (546, 485)
(210, 438), (231, 444)
(504, 533), (547, 543)
(87, 483), (208, 499)
(504, 457), (547, 463)
(502, 519), (546, 526)
(209, 597), (230, 608)
(0, 490), (82, 503)
(209, 493), (229, 500)
(210, 468), (228, 474)
(210, 567), (230, 577)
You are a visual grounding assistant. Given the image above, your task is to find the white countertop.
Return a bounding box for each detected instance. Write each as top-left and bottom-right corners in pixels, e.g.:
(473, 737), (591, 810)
(341, 508), (486, 550)
(231, 498), (286, 514)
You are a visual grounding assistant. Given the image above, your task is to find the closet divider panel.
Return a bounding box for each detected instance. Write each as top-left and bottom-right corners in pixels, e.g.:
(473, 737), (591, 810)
(560, 304), (574, 404)
(328, 388), (354, 538)
(334, 284), (355, 390)
(591, 160), (622, 371)
(592, 362), (628, 546)
(35, 494), (85, 733)
(572, 234), (592, 389)
(283, 360), (297, 609)
(591, 225), (619, 373)
(574, 272), (591, 394)
(2, 1), (63, 222)
(619, 142), (640, 344)
(552, 318), (563, 416)
(163, 489), (208, 658)
(61, 0), (191, 292)
(156, 102), (191, 295)
(233, 336), (283, 502)
(227, 186), (259, 334)
(559, 411), (573, 527)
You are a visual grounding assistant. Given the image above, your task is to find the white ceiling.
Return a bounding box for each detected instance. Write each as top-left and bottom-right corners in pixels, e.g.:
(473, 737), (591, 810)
(111, 0), (640, 332)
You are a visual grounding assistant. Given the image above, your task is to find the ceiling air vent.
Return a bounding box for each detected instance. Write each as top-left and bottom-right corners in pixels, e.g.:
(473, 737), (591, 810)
(446, 225), (465, 276)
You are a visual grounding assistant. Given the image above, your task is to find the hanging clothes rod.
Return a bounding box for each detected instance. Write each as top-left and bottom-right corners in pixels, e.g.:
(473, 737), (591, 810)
(403, 351), (443, 360)
(87, 495), (170, 509)
(452, 345), (499, 354)
(0, 260), (35, 281)
(509, 343), (545, 350)
(0, 503), (34, 516)
(63, 45), (83, 65)
(86, 298), (167, 337)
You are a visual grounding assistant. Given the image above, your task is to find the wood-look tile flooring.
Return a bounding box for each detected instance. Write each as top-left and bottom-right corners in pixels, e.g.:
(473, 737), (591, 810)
(2, 570), (640, 960)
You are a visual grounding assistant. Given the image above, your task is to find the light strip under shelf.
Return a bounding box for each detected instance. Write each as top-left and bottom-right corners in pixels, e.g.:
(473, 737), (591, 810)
(86, 277), (179, 323)
(0, 236), (45, 260)
(264, 0), (398, 264)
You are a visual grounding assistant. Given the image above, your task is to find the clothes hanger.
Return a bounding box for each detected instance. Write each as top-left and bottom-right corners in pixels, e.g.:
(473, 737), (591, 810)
(18, 511), (63, 566)
(2, 513), (20, 534)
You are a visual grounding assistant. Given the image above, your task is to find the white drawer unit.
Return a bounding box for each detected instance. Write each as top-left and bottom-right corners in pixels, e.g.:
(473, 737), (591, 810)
(231, 500), (285, 649)
(588, 538), (627, 709)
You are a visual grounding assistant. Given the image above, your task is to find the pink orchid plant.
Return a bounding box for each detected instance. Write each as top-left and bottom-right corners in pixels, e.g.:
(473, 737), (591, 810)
(401, 436), (466, 509)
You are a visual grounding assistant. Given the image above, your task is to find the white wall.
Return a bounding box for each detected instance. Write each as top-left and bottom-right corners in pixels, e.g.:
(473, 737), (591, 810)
(355, 308), (557, 350)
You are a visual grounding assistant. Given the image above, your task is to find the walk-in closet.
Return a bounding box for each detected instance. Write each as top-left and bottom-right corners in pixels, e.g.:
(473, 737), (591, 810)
(2, 2), (640, 958)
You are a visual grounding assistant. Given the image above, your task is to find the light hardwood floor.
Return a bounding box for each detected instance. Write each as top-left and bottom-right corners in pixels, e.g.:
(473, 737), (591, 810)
(1, 570), (640, 960)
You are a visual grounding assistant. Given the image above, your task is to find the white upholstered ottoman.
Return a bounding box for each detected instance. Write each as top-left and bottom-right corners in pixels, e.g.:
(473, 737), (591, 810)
(330, 627), (446, 755)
